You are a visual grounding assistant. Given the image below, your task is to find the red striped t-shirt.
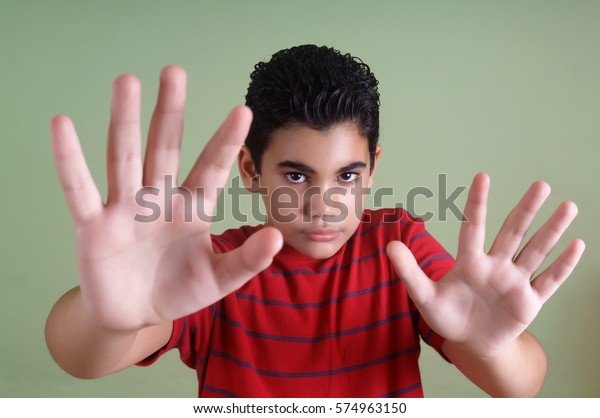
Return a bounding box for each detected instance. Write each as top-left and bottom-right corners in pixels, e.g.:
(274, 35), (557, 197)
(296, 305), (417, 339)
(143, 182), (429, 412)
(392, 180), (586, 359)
(139, 208), (455, 397)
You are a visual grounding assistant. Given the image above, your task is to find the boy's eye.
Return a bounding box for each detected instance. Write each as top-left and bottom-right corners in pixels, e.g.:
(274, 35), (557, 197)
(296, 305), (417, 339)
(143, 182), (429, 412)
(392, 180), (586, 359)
(338, 172), (360, 183)
(286, 172), (307, 183)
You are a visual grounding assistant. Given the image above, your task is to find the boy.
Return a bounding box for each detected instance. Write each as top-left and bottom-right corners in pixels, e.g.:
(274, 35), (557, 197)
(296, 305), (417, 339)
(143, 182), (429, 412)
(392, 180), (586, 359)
(46, 45), (585, 397)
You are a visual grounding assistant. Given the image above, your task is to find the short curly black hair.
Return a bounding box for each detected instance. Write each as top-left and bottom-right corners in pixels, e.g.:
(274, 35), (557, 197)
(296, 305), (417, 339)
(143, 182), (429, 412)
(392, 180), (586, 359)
(244, 45), (380, 173)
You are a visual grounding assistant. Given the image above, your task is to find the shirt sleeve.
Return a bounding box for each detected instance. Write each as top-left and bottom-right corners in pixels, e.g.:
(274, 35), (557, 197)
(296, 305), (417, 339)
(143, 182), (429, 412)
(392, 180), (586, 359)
(136, 317), (184, 367)
(136, 306), (214, 370)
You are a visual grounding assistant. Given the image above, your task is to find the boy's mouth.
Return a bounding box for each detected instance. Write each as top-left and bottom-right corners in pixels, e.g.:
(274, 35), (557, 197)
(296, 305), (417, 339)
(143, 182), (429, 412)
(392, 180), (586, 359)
(303, 229), (339, 242)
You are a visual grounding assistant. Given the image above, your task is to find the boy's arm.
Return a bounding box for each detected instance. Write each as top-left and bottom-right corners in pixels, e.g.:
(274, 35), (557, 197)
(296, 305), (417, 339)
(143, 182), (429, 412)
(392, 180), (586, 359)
(45, 287), (172, 379)
(387, 173), (585, 397)
(46, 66), (283, 378)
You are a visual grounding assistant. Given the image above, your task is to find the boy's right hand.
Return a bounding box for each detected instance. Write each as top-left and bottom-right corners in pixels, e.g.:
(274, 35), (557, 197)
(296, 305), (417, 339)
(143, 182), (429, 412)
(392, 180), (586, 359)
(50, 66), (283, 332)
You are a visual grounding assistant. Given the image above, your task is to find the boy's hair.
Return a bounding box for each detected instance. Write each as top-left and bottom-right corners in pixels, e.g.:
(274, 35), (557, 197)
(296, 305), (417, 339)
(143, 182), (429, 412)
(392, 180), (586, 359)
(244, 44), (380, 173)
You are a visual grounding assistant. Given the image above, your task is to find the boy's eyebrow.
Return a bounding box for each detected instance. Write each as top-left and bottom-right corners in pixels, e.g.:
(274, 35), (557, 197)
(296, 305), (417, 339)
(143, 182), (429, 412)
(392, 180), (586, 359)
(277, 160), (367, 174)
(277, 161), (315, 174)
(336, 161), (367, 173)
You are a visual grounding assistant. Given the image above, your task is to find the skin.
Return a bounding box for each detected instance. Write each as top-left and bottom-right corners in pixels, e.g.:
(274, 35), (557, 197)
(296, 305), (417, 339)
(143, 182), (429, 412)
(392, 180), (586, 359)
(46, 65), (585, 396)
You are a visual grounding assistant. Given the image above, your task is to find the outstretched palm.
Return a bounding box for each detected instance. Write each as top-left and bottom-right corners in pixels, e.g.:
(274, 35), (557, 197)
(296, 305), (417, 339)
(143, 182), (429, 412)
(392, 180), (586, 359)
(50, 66), (282, 331)
(387, 173), (585, 358)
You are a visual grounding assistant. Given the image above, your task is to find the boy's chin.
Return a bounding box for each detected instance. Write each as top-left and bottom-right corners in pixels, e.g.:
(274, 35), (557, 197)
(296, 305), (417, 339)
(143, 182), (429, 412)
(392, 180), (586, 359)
(291, 241), (345, 260)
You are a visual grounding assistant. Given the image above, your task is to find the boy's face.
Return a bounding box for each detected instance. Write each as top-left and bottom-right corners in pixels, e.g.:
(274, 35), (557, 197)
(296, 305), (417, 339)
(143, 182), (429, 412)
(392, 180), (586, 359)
(240, 123), (381, 259)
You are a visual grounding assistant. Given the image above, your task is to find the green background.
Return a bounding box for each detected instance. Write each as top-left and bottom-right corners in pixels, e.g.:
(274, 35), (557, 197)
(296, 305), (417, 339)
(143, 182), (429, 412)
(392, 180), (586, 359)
(1, 0), (598, 397)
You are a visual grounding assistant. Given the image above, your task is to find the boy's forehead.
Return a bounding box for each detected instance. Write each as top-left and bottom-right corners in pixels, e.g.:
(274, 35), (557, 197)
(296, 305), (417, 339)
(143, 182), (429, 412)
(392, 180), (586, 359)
(265, 123), (370, 165)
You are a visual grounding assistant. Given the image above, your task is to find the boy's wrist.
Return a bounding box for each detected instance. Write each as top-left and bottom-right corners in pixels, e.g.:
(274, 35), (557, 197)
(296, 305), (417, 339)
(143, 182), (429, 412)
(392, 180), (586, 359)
(442, 334), (523, 363)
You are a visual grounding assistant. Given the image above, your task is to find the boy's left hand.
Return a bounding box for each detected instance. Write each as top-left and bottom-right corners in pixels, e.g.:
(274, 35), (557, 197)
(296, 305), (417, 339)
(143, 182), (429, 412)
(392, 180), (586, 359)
(387, 172), (585, 359)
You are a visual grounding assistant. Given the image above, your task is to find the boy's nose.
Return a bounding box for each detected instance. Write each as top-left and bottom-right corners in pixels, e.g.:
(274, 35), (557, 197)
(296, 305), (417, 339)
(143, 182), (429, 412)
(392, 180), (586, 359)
(303, 185), (344, 220)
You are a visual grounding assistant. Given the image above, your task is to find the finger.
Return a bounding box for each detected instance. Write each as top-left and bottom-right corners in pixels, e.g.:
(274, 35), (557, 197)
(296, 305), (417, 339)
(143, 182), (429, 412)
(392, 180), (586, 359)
(143, 65), (187, 188)
(386, 240), (436, 307)
(488, 181), (551, 258)
(50, 115), (103, 226)
(214, 226), (283, 295)
(182, 106), (253, 208)
(514, 201), (579, 274)
(532, 239), (585, 303)
(457, 172), (489, 256)
(107, 74), (143, 203)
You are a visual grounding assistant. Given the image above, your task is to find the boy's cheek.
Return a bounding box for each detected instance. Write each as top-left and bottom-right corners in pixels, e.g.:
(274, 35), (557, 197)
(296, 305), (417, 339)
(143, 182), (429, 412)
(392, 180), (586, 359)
(268, 205), (299, 224)
(266, 187), (301, 223)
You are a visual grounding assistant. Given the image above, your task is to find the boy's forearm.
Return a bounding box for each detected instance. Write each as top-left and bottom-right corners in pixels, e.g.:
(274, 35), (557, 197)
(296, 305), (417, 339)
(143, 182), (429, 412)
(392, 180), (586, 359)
(45, 287), (172, 379)
(441, 331), (547, 397)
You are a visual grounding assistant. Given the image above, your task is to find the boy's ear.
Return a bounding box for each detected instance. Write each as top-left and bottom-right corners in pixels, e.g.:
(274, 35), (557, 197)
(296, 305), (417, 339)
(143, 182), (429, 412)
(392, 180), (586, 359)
(238, 146), (260, 192)
(367, 145), (382, 188)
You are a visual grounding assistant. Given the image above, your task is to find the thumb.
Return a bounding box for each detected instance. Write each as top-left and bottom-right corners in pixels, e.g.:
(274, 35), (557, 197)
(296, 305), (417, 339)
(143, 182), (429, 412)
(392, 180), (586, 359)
(216, 226), (284, 292)
(386, 240), (436, 307)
